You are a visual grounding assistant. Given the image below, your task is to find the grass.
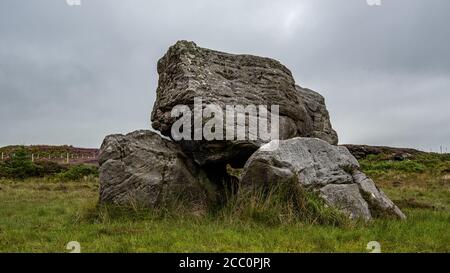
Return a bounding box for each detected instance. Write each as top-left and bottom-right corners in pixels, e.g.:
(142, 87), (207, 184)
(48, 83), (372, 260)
(360, 153), (450, 212)
(0, 169), (449, 252)
(217, 183), (349, 227)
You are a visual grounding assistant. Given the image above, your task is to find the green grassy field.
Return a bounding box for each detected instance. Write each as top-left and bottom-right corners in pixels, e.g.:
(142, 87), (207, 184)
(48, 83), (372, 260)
(0, 153), (449, 253)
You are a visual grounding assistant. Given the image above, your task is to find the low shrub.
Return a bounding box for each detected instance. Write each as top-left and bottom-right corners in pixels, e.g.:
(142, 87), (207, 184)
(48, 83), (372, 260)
(34, 161), (68, 177)
(1, 147), (38, 179)
(0, 161), (8, 178)
(361, 160), (426, 174)
(56, 165), (98, 181)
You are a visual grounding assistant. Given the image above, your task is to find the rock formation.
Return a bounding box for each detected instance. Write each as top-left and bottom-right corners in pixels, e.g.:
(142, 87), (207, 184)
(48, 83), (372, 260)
(240, 138), (406, 220)
(151, 41), (338, 167)
(98, 130), (217, 210)
(98, 40), (405, 222)
(297, 86), (338, 146)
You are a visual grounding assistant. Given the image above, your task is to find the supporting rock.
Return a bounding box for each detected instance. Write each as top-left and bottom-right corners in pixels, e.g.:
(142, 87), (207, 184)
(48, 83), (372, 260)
(241, 137), (406, 220)
(98, 130), (218, 211)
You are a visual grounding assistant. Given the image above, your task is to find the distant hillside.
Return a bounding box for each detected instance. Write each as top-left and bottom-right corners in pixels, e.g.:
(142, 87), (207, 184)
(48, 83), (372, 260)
(0, 143), (439, 164)
(342, 144), (424, 159)
(0, 145), (99, 165)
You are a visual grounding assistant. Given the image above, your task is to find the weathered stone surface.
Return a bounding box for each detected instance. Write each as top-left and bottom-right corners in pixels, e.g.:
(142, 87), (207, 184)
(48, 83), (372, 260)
(297, 86), (338, 146)
(352, 170), (406, 218)
(319, 184), (371, 221)
(98, 130), (216, 210)
(241, 138), (357, 187)
(151, 40), (338, 167)
(241, 137), (406, 220)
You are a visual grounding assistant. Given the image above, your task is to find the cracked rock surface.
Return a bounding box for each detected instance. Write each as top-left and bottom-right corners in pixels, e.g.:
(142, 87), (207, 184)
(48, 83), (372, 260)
(151, 40), (338, 167)
(98, 130), (217, 210)
(241, 137), (406, 220)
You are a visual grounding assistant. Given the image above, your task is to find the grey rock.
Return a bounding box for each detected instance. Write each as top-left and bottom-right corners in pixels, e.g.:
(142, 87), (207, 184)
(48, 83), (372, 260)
(241, 138), (358, 188)
(98, 130), (217, 210)
(151, 40), (338, 167)
(353, 170), (406, 219)
(296, 86), (338, 146)
(319, 184), (371, 221)
(241, 137), (405, 220)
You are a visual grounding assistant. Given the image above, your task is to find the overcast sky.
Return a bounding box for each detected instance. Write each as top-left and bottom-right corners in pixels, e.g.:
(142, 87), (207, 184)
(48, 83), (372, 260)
(1, 0), (449, 151)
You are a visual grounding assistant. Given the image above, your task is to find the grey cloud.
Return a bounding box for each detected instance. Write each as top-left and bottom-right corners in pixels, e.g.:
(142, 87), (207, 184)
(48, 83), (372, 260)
(0, 0), (449, 151)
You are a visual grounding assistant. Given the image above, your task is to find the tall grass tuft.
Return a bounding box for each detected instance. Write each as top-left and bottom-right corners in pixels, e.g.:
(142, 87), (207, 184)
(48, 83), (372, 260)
(216, 182), (348, 227)
(78, 181), (348, 227)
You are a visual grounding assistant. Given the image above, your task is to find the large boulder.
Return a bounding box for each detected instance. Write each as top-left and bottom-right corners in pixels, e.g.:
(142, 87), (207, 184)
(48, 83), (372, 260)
(240, 137), (406, 220)
(151, 41), (338, 167)
(98, 130), (217, 211)
(297, 86), (338, 146)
